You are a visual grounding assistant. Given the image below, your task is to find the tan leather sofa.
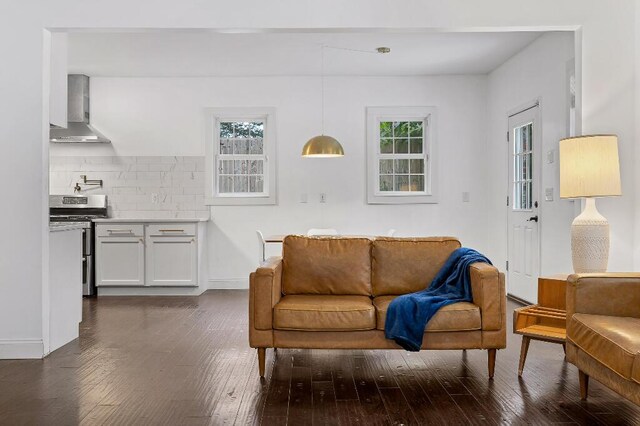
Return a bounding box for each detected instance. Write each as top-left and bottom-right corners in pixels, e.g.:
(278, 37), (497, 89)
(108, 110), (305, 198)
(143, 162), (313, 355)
(566, 274), (640, 405)
(249, 236), (506, 378)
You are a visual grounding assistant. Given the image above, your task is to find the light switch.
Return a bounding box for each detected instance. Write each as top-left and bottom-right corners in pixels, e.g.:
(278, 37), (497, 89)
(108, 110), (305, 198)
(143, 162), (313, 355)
(300, 193), (308, 203)
(545, 188), (554, 201)
(462, 192), (470, 202)
(320, 193), (327, 203)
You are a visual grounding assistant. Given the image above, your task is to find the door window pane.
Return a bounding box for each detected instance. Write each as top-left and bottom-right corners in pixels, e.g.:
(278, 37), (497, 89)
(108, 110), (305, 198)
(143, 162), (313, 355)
(513, 122), (533, 210)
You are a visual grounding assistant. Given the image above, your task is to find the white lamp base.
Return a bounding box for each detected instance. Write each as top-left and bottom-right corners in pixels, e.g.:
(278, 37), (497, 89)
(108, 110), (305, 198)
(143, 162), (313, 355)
(571, 198), (609, 273)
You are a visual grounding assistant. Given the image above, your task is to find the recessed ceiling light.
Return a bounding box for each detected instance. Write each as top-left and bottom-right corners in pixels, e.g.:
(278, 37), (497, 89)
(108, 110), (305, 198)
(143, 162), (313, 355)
(376, 47), (391, 54)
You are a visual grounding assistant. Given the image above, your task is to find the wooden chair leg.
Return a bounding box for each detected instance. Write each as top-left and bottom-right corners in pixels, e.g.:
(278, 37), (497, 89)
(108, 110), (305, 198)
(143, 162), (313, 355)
(488, 349), (496, 379)
(257, 348), (266, 378)
(518, 336), (531, 376)
(579, 370), (589, 400)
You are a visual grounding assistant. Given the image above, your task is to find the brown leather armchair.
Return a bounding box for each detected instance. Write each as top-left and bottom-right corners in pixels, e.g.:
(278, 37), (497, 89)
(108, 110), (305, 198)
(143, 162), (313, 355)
(566, 274), (640, 405)
(249, 236), (506, 378)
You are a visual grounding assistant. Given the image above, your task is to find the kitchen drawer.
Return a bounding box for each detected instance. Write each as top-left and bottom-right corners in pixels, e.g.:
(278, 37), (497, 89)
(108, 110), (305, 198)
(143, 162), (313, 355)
(96, 223), (144, 237)
(147, 223), (196, 237)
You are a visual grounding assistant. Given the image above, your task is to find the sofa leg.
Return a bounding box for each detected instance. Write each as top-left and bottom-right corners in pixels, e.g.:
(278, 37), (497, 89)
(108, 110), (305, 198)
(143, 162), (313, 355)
(257, 348), (266, 378)
(488, 349), (496, 379)
(579, 370), (589, 400)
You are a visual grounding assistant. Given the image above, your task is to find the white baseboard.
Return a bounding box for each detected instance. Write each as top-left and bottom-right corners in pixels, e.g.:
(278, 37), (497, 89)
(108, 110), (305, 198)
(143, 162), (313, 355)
(98, 286), (206, 296)
(208, 278), (248, 289)
(0, 339), (44, 359)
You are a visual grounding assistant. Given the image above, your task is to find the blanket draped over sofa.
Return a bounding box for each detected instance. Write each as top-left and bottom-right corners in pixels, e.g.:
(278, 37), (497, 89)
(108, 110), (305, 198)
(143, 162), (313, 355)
(385, 247), (492, 351)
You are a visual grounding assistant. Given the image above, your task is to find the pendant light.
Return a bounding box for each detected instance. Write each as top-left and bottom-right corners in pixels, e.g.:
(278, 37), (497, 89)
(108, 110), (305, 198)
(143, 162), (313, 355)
(302, 45), (345, 157)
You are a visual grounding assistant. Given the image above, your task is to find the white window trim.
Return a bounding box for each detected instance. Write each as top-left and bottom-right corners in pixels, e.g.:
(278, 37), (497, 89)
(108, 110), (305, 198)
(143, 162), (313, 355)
(366, 106), (438, 204)
(204, 107), (277, 206)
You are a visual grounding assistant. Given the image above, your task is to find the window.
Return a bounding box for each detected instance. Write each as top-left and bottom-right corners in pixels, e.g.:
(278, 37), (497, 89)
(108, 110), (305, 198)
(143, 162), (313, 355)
(512, 122), (533, 210)
(366, 107), (437, 204)
(205, 108), (277, 205)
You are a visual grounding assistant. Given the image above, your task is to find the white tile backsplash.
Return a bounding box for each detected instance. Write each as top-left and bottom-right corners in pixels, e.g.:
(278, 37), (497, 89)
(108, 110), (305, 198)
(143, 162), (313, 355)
(49, 156), (209, 219)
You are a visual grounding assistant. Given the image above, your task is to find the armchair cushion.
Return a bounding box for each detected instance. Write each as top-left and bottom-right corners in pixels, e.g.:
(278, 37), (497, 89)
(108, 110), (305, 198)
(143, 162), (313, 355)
(568, 313), (640, 380)
(274, 295), (376, 331)
(633, 355), (640, 385)
(373, 296), (481, 332)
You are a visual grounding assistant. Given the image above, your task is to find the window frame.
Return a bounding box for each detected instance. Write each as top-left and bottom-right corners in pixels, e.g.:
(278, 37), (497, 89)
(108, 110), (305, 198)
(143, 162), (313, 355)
(366, 106), (438, 204)
(204, 107), (277, 206)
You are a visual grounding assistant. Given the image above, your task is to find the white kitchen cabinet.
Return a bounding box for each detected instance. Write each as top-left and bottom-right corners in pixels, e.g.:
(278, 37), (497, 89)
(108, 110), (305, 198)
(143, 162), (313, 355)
(96, 235), (145, 286)
(94, 221), (206, 293)
(49, 32), (67, 128)
(146, 235), (198, 286)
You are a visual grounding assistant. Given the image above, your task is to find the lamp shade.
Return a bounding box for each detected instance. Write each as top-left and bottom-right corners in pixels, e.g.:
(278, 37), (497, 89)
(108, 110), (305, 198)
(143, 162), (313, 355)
(559, 135), (621, 198)
(301, 135), (344, 158)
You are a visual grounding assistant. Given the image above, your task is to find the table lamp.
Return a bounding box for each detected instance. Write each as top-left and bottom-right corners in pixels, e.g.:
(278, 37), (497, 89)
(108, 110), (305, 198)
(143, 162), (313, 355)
(559, 135), (621, 273)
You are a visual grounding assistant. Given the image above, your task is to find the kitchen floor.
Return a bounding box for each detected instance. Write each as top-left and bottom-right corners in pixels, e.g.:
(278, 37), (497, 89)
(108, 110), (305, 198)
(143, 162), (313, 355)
(0, 292), (638, 425)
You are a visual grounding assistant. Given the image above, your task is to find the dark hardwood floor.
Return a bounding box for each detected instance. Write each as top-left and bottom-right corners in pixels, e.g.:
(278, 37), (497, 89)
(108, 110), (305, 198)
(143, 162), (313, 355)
(0, 291), (638, 425)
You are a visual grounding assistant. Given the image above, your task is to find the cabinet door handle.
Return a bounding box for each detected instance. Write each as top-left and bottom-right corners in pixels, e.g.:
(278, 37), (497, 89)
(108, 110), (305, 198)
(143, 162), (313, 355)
(107, 229), (133, 234)
(159, 229), (184, 233)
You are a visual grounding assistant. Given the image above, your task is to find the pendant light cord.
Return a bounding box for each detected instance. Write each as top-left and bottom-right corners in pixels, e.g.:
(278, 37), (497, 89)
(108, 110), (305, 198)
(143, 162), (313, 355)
(321, 44), (325, 135)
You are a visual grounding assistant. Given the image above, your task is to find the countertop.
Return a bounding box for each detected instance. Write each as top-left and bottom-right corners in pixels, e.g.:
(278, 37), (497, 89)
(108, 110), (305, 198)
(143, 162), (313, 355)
(49, 223), (86, 232)
(92, 218), (209, 223)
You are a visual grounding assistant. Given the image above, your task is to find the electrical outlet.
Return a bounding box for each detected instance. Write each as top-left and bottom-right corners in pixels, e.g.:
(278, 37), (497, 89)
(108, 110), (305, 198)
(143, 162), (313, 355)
(462, 192), (470, 202)
(320, 193), (327, 203)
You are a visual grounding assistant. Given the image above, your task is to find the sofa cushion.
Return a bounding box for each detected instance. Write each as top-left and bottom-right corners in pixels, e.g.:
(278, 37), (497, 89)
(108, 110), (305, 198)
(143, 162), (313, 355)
(633, 355), (640, 385)
(282, 236), (372, 295)
(568, 313), (640, 380)
(273, 295), (376, 331)
(371, 237), (461, 296)
(373, 295), (481, 332)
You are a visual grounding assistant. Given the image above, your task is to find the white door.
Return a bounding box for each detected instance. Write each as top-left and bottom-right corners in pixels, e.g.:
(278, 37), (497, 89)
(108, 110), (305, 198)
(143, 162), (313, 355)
(96, 236), (145, 286)
(146, 235), (198, 287)
(507, 104), (541, 303)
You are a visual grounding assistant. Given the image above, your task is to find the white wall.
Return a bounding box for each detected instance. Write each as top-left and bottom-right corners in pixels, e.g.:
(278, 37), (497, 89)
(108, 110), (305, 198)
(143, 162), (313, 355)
(1, 0), (638, 358)
(53, 75), (489, 286)
(486, 32), (576, 301)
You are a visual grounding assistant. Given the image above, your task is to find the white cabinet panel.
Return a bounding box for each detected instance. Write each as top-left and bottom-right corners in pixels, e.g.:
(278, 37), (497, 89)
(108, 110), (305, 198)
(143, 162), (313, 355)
(96, 237), (145, 286)
(146, 235), (197, 287)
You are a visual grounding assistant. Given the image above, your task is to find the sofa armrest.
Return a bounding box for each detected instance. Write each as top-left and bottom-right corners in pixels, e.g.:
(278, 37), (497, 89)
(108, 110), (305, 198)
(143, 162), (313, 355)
(567, 273), (640, 319)
(470, 262), (505, 331)
(250, 256), (283, 331)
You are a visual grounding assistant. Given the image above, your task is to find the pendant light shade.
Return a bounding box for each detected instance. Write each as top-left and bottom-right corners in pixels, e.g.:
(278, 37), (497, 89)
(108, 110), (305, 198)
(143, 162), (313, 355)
(302, 135), (344, 158)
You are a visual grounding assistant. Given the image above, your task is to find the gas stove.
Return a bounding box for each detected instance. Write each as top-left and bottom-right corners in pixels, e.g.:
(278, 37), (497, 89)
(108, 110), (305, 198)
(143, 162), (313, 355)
(49, 195), (108, 296)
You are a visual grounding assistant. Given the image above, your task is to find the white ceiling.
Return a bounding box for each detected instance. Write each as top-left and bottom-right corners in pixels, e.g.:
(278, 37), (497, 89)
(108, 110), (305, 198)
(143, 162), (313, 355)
(68, 31), (543, 77)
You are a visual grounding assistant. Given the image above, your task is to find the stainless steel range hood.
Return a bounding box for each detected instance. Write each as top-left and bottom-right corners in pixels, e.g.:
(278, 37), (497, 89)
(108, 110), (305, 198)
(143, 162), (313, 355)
(50, 74), (111, 143)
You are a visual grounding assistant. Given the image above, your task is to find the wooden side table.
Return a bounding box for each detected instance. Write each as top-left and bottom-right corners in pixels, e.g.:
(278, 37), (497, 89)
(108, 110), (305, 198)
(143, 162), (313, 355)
(513, 274), (568, 376)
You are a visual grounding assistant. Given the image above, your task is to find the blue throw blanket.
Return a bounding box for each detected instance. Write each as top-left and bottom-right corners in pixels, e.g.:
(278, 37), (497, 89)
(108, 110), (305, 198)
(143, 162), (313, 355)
(384, 247), (492, 351)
